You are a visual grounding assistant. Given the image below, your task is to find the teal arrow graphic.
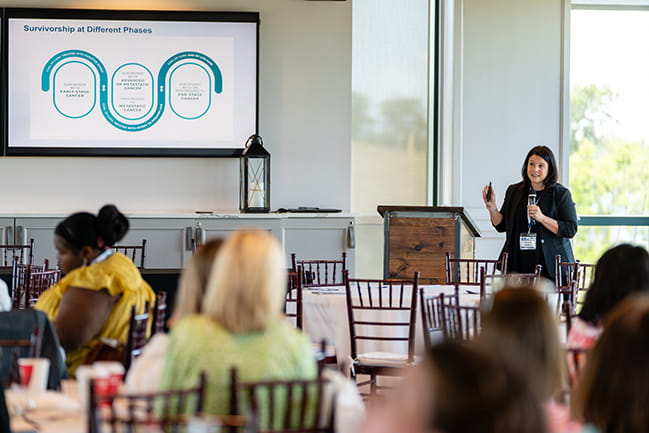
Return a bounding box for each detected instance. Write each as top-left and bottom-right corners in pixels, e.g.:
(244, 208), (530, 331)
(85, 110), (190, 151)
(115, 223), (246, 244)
(42, 49), (223, 132)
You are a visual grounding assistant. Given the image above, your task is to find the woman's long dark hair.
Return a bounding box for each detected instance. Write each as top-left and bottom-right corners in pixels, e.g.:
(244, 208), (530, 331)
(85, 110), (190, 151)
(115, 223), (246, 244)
(55, 204), (129, 253)
(579, 244), (649, 323)
(574, 294), (649, 433)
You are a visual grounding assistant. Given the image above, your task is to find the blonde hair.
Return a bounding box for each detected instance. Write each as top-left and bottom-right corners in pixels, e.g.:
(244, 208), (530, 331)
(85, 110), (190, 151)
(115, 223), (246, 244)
(168, 239), (223, 327)
(203, 230), (286, 333)
(479, 287), (565, 401)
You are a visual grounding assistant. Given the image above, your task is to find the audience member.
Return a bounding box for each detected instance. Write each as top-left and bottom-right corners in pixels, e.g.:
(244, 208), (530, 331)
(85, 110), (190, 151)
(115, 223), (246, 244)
(0, 387), (8, 433)
(572, 293), (649, 433)
(35, 205), (155, 377)
(567, 244), (649, 350)
(160, 230), (316, 421)
(0, 308), (67, 390)
(0, 279), (10, 311)
(123, 239), (223, 393)
(479, 287), (580, 433)
(361, 340), (547, 433)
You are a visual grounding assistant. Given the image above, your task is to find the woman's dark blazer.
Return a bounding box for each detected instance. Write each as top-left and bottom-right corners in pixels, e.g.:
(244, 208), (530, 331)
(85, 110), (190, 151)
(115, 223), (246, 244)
(494, 181), (578, 280)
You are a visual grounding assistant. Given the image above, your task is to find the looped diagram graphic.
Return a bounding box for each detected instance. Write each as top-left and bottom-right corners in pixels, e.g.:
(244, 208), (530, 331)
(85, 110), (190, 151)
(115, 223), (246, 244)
(41, 49), (223, 132)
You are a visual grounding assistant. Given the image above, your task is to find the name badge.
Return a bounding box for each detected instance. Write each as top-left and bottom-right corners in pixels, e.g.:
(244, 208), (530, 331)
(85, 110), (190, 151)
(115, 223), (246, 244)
(520, 233), (537, 250)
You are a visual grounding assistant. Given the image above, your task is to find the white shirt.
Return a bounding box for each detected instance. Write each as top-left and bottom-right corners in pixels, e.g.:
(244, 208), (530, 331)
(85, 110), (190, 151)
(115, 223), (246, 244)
(0, 279), (11, 311)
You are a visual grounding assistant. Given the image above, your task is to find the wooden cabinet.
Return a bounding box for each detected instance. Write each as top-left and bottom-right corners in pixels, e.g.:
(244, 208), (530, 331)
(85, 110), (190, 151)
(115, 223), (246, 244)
(122, 218), (194, 270)
(8, 214), (356, 273)
(282, 217), (354, 271)
(196, 216), (282, 244)
(0, 218), (15, 245)
(14, 217), (59, 267)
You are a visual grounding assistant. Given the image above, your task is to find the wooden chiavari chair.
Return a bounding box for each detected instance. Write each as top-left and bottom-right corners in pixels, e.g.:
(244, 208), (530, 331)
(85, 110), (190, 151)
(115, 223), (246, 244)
(440, 303), (481, 341)
(445, 251), (508, 290)
(123, 303), (150, 374)
(229, 367), (333, 433)
(419, 286), (460, 350)
(151, 291), (168, 336)
(11, 259), (49, 309)
(112, 239), (147, 269)
(291, 253), (346, 288)
(345, 271), (419, 395)
(89, 372), (252, 433)
(26, 267), (61, 307)
(0, 239), (34, 270)
(285, 266), (304, 330)
(0, 326), (40, 387)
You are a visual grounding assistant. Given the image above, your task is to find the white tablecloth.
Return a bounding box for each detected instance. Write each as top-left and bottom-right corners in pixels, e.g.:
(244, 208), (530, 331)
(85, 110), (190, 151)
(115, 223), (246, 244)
(297, 284), (480, 370)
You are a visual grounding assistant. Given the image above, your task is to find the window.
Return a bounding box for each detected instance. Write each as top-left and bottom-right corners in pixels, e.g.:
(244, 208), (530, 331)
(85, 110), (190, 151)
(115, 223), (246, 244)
(569, 5), (649, 263)
(351, 0), (431, 214)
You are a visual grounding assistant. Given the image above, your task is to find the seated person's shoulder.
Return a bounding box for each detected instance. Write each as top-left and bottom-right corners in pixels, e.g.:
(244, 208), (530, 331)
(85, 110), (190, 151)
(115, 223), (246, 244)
(0, 279), (10, 312)
(169, 315), (222, 340)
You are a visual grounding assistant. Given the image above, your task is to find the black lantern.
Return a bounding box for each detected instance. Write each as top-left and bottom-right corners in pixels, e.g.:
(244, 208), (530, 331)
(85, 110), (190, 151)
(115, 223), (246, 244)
(240, 134), (270, 213)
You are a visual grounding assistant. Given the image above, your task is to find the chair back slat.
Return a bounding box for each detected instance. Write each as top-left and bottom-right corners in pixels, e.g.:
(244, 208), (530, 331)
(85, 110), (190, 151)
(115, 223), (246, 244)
(285, 267), (303, 329)
(420, 286), (460, 350)
(151, 291), (168, 336)
(27, 267), (61, 307)
(345, 272), (419, 362)
(445, 251), (508, 285)
(555, 255), (595, 316)
(112, 240), (147, 269)
(481, 265), (542, 299)
(0, 326), (40, 387)
(124, 303), (150, 373)
(11, 259), (57, 309)
(0, 239), (34, 269)
(284, 384), (293, 429)
(88, 372), (231, 433)
(291, 252), (346, 288)
(441, 303), (481, 341)
(575, 262), (595, 309)
(229, 367), (334, 433)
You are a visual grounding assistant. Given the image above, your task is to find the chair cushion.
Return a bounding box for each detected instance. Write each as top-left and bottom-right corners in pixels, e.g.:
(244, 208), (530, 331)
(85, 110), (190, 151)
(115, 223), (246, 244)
(355, 352), (414, 367)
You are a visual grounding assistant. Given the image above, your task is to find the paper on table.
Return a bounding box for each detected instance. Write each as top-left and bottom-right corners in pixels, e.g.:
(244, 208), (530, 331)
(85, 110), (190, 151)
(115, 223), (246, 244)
(7, 389), (80, 412)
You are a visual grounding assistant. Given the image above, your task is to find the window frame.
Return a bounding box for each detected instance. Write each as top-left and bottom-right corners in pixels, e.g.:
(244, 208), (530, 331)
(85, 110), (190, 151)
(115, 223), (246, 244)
(564, 1), (649, 250)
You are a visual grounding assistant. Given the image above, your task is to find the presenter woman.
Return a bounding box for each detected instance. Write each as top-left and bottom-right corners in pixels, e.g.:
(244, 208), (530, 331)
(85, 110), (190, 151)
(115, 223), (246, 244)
(482, 146), (578, 279)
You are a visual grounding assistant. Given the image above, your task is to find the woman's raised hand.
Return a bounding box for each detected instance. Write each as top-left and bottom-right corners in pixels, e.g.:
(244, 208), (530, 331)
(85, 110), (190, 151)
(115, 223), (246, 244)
(482, 184), (496, 209)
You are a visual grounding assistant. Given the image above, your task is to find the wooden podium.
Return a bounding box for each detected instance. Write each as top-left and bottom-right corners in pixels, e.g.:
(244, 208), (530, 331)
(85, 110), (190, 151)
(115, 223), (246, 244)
(378, 206), (481, 283)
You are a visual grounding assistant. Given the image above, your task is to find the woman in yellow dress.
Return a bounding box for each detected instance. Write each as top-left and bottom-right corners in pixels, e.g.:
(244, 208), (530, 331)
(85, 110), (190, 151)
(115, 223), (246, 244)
(35, 205), (155, 377)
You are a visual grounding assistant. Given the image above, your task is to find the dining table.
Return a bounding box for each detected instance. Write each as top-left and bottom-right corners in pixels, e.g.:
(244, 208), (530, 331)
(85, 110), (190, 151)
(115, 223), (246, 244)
(7, 380), (84, 433)
(294, 284), (482, 371)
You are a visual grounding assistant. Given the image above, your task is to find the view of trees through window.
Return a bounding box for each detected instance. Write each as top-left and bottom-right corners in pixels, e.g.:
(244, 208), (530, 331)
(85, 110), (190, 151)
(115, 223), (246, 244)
(570, 8), (649, 263)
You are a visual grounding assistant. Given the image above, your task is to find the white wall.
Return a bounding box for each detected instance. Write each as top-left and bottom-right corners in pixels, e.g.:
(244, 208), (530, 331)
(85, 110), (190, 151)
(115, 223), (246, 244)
(0, 0), (352, 213)
(446, 0), (564, 259)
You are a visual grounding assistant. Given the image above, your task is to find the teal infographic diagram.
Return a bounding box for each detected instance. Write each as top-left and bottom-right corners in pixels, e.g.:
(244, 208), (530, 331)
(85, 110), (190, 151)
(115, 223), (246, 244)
(7, 17), (257, 150)
(41, 49), (223, 132)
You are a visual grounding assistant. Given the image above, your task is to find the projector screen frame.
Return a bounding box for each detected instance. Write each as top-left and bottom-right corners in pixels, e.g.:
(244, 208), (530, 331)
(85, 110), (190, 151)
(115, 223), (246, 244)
(2, 7), (260, 157)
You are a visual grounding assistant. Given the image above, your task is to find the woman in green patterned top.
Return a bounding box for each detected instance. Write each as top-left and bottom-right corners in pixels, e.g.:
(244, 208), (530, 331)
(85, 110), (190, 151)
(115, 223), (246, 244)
(160, 230), (317, 426)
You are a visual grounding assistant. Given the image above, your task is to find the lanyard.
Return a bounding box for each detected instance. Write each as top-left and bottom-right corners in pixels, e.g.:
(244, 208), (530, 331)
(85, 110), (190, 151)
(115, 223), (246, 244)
(90, 248), (115, 265)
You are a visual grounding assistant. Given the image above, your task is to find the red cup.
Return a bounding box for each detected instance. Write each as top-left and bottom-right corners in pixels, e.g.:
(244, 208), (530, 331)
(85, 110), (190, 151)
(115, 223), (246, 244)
(93, 362), (124, 397)
(93, 376), (113, 408)
(19, 364), (33, 388)
(107, 373), (123, 396)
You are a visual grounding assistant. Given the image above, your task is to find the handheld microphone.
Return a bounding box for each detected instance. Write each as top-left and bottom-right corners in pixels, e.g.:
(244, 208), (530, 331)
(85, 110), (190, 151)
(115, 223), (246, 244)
(527, 190), (537, 227)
